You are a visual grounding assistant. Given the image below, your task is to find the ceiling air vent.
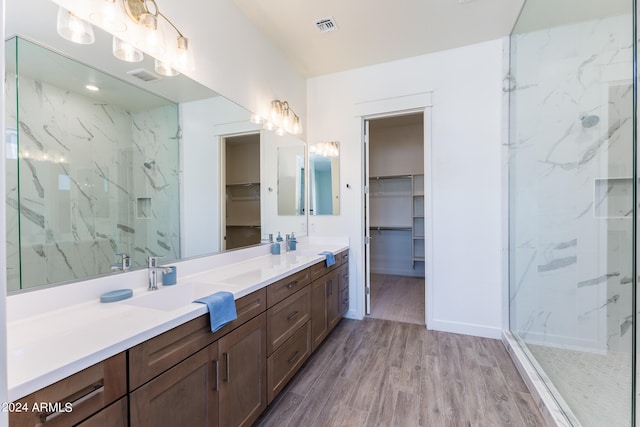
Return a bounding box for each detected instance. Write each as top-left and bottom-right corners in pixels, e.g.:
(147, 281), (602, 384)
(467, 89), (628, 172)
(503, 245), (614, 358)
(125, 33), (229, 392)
(314, 16), (338, 33)
(127, 68), (162, 83)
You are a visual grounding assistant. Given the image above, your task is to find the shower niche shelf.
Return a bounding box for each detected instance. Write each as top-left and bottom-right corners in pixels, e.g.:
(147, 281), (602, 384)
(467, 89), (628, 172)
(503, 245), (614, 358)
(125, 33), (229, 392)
(594, 177), (634, 219)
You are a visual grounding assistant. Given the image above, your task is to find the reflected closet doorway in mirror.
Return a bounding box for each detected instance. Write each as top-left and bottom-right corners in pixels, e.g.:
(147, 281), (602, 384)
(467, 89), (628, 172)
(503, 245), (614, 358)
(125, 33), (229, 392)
(222, 133), (261, 250)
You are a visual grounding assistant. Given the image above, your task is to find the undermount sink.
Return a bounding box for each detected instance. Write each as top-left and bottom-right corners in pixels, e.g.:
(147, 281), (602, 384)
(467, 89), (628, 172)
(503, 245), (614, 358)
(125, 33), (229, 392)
(123, 282), (238, 311)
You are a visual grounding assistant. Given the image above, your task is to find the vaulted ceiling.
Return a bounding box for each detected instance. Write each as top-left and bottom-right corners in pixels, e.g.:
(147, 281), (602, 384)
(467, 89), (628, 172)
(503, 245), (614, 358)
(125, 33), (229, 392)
(233, 0), (526, 77)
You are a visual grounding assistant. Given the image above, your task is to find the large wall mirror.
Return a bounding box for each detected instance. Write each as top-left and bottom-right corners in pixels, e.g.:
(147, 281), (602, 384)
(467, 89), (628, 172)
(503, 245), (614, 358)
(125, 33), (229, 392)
(309, 141), (340, 215)
(5, 0), (307, 292)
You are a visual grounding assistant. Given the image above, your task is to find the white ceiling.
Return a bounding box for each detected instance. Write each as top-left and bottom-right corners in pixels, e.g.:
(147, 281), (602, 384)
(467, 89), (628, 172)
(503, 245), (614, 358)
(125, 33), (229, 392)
(233, 0), (526, 77)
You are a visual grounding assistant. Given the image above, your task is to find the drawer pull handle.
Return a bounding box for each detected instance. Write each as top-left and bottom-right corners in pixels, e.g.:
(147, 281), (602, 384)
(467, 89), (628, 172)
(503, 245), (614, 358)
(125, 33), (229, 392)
(223, 352), (230, 383)
(287, 351), (300, 364)
(39, 381), (104, 423)
(212, 360), (219, 391)
(286, 280), (298, 289)
(287, 310), (299, 321)
(328, 280), (333, 296)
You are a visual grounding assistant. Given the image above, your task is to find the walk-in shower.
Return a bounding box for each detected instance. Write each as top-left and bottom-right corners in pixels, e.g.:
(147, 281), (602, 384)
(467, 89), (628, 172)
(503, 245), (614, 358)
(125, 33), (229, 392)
(509, 1), (636, 426)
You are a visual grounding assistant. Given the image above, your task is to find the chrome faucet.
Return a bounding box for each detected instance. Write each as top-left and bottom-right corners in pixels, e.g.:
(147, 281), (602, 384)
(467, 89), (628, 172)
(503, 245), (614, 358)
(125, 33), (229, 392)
(147, 256), (171, 291)
(285, 234), (291, 252)
(111, 253), (131, 272)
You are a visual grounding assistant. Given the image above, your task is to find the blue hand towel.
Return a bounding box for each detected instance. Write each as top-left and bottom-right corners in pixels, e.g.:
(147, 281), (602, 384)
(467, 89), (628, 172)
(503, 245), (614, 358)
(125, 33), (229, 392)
(194, 291), (237, 332)
(319, 251), (336, 267)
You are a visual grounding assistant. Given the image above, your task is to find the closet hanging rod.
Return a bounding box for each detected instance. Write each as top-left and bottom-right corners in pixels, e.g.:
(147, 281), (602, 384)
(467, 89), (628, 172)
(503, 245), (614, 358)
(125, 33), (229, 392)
(369, 174), (413, 180)
(369, 226), (412, 231)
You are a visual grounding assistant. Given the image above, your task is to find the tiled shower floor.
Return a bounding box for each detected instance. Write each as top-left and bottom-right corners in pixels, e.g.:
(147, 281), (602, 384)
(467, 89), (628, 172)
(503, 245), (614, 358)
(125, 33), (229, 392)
(528, 344), (631, 426)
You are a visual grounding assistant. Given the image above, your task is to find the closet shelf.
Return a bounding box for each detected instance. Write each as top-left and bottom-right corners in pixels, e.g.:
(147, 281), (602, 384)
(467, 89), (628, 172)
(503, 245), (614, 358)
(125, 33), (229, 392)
(370, 192), (412, 198)
(226, 224), (261, 228)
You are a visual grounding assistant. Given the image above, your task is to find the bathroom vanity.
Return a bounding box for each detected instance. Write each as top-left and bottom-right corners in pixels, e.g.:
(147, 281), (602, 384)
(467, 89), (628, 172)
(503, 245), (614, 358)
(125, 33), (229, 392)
(6, 243), (349, 427)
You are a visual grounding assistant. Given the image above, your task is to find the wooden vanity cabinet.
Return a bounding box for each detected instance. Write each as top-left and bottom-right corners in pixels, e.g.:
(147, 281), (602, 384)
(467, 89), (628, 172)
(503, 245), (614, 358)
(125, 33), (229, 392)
(339, 255), (350, 316)
(130, 343), (219, 427)
(310, 251), (349, 351)
(266, 286), (311, 403)
(218, 313), (267, 427)
(9, 353), (126, 427)
(76, 397), (128, 427)
(129, 288), (266, 390)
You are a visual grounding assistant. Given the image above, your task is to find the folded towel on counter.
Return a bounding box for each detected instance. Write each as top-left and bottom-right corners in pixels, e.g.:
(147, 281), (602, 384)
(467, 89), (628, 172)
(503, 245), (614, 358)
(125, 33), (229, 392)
(194, 291), (237, 332)
(319, 251), (336, 267)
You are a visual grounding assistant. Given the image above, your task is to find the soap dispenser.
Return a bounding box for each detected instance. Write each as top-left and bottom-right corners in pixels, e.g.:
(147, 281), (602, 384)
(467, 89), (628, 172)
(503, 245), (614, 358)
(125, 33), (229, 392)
(270, 233), (280, 255)
(276, 232), (284, 252)
(289, 232), (297, 251)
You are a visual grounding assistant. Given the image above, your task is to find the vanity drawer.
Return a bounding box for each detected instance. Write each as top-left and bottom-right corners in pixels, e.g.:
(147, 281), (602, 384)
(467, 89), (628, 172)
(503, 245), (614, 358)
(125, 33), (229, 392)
(340, 250), (349, 265)
(267, 321), (311, 404)
(267, 268), (310, 308)
(267, 286), (310, 355)
(76, 397), (128, 427)
(339, 263), (349, 291)
(9, 353), (126, 427)
(309, 256), (340, 282)
(129, 288), (265, 390)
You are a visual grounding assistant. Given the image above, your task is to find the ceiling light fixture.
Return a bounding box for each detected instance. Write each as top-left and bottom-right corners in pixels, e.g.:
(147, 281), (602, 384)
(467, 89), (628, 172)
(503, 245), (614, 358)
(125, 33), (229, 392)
(56, 6), (96, 45)
(85, 84), (100, 91)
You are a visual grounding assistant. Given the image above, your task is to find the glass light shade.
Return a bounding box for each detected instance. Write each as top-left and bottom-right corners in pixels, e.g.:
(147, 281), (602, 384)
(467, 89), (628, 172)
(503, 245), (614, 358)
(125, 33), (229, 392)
(140, 12), (158, 30)
(154, 59), (180, 77)
(113, 37), (144, 62)
(57, 7), (95, 45)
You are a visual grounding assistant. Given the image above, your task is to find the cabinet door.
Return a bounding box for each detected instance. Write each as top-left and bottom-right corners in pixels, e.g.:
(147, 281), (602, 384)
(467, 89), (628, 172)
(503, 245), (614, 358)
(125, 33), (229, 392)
(218, 313), (266, 427)
(130, 343), (219, 427)
(310, 277), (329, 351)
(327, 269), (342, 331)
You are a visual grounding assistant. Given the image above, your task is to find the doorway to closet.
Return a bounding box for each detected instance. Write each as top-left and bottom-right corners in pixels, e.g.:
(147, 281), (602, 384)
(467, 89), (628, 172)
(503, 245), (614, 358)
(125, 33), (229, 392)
(365, 113), (425, 325)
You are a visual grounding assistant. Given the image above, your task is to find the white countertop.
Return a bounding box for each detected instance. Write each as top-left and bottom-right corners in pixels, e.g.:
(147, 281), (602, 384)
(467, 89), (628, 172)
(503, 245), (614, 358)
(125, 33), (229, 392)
(6, 238), (348, 402)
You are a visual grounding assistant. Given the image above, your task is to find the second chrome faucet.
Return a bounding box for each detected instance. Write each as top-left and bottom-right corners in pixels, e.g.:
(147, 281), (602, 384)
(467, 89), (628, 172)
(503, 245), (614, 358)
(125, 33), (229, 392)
(147, 256), (172, 291)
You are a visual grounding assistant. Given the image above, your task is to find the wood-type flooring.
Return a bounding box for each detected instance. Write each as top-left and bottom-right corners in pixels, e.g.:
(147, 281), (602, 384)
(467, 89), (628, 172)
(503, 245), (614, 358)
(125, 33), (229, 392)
(254, 317), (548, 427)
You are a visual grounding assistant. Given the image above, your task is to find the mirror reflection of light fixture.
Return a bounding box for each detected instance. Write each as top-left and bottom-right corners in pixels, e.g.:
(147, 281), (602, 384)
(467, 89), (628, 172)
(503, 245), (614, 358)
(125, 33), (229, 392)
(310, 141), (339, 157)
(113, 37), (144, 62)
(56, 7), (96, 45)
(270, 100), (302, 135)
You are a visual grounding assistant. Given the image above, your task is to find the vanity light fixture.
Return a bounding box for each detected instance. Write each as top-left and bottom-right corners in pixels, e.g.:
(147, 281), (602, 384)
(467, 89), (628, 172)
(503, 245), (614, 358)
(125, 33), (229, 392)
(123, 0), (189, 76)
(57, 0), (190, 76)
(56, 7), (96, 45)
(270, 100), (302, 135)
(310, 141), (339, 157)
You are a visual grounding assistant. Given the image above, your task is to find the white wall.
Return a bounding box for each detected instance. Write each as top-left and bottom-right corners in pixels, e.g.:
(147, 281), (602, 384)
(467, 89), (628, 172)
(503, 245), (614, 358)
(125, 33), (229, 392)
(307, 38), (506, 339)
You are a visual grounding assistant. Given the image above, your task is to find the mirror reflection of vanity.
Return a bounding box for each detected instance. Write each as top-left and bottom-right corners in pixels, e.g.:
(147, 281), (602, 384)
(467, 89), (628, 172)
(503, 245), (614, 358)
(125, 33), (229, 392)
(5, 0), (307, 292)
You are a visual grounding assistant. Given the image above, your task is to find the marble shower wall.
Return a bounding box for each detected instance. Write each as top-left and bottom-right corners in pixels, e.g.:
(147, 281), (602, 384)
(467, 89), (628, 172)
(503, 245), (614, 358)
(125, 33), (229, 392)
(5, 46), (179, 291)
(509, 14), (634, 354)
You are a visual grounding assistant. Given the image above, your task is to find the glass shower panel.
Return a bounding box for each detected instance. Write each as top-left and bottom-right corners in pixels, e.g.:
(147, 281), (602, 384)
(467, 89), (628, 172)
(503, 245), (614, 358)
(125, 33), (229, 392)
(6, 37), (180, 290)
(509, 1), (634, 425)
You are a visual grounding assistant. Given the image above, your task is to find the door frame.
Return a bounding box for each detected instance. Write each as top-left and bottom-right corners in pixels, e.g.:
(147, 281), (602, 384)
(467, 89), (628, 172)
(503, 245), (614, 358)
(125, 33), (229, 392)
(358, 93), (433, 327)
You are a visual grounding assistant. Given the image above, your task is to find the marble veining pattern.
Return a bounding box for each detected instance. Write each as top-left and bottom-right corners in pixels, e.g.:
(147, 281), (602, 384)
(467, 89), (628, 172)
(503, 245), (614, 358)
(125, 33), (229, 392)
(509, 13), (634, 426)
(5, 51), (180, 291)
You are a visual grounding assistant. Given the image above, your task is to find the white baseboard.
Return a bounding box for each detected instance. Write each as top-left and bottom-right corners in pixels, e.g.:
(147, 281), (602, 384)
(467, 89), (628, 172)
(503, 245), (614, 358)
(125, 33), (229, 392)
(429, 318), (502, 339)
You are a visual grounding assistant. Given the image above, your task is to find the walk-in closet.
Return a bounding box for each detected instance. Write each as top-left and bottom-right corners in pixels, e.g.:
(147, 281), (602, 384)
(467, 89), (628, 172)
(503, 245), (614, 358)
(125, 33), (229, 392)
(367, 113), (425, 325)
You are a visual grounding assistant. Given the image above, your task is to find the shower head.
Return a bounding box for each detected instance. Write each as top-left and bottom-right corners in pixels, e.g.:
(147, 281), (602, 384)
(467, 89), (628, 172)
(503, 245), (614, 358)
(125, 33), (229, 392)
(580, 114), (600, 128)
(143, 160), (156, 169)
